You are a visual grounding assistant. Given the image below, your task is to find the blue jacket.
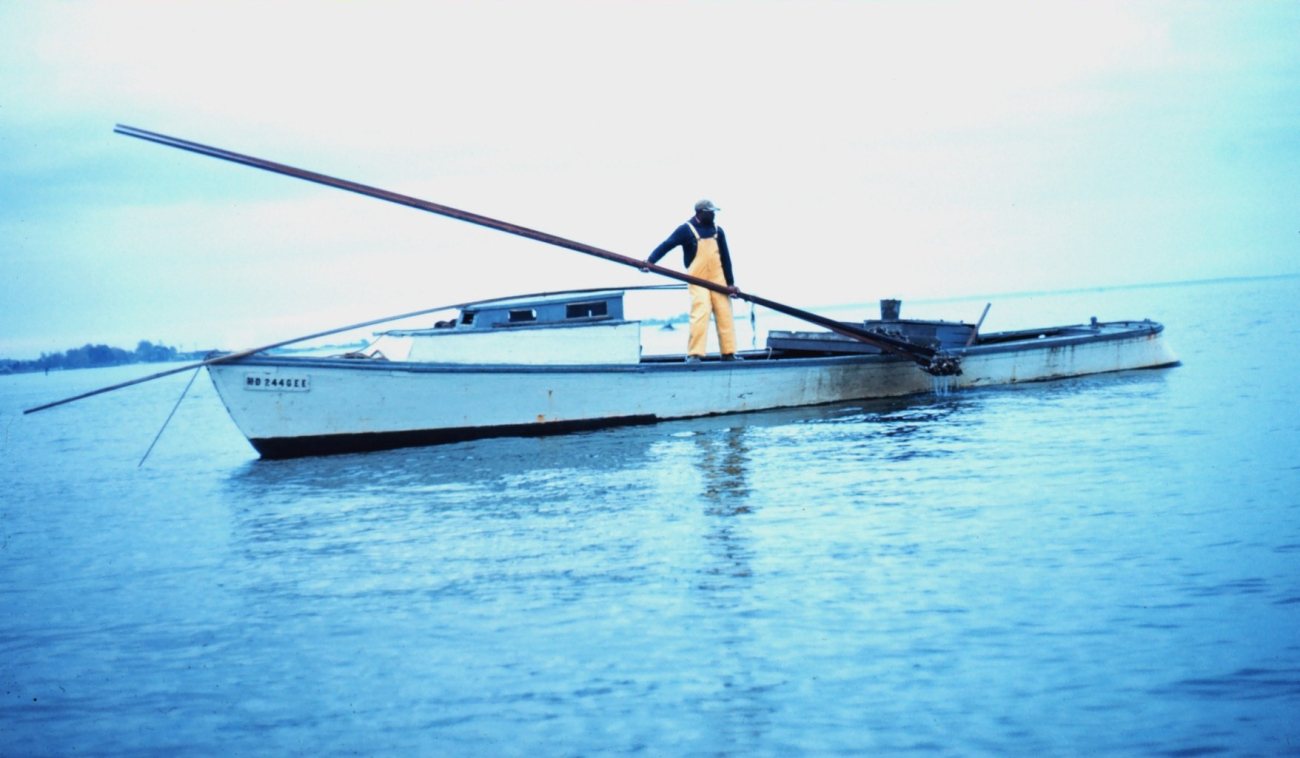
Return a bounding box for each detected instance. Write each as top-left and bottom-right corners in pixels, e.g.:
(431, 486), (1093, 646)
(648, 220), (735, 286)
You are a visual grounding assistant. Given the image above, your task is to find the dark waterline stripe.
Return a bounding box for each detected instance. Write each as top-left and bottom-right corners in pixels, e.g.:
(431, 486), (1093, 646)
(250, 414), (661, 459)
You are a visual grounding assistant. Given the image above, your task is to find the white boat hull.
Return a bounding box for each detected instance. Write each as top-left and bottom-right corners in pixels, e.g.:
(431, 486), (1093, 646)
(207, 321), (1178, 458)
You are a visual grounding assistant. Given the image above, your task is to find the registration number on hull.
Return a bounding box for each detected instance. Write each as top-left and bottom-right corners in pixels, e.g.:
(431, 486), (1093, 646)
(244, 373), (311, 392)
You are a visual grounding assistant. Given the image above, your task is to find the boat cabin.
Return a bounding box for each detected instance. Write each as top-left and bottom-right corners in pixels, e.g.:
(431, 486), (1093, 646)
(365, 291), (643, 366)
(456, 292), (625, 330)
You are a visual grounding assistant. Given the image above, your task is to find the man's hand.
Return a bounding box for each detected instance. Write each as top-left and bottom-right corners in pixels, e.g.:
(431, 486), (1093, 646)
(727, 285), (740, 297)
(639, 260), (652, 273)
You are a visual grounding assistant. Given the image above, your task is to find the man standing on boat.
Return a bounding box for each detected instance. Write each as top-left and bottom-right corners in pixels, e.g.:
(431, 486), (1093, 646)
(644, 199), (741, 362)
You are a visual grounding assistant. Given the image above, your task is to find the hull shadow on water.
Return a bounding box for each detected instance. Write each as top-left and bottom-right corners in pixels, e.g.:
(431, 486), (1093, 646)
(224, 392), (975, 496)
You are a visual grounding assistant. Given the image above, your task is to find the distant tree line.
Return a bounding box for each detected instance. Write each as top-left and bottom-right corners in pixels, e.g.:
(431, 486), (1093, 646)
(0, 341), (205, 375)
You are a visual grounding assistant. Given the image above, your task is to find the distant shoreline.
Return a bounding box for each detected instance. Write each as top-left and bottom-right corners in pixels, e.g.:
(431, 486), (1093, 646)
(0, 340), (372, 376)
(0, 341), (210, 376)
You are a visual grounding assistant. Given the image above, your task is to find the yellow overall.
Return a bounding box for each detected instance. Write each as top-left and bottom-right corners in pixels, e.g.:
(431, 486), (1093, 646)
(685, 222), (737, 357)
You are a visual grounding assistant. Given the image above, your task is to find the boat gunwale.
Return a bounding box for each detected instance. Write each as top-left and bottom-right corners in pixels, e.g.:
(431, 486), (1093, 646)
(963, 320), (1164, 355)
(209, 351), (890, 374)
(208, 320), (1169, 375)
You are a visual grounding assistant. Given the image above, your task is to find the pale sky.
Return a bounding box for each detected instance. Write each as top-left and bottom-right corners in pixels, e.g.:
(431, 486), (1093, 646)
(2, 2), (1297, 359)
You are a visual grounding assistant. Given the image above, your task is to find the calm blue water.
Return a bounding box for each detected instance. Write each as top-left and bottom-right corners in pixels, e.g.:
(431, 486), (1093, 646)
(3, 276), (1298, 757)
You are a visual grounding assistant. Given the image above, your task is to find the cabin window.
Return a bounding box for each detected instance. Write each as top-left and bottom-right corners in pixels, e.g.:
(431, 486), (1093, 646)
(460, 311), (475, 325)
(566, 301), (608, 319)
(508, 309), (537, 323)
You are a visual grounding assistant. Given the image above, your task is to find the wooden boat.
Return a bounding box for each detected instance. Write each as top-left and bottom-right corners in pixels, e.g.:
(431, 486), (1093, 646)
(206, 289), (1179, 458)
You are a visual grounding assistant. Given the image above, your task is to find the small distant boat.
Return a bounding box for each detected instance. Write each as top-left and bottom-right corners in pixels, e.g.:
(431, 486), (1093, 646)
(206, 289), (1178, 458)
